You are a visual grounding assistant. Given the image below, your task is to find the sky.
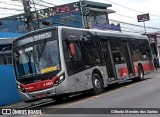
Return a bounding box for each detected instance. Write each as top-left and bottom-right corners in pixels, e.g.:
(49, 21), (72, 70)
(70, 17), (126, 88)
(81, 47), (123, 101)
(0, 0), (160, 33)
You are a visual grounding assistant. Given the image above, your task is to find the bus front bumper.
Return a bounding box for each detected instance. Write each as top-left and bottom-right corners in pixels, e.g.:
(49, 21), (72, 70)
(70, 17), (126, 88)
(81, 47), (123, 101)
(19, 87), (56, 101)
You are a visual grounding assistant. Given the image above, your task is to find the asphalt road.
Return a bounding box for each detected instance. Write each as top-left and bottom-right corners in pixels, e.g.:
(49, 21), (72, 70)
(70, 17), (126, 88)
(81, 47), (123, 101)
(2, 71), (160, 117)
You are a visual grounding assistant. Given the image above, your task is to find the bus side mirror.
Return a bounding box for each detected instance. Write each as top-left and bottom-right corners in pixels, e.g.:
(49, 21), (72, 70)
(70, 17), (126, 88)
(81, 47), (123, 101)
(69, 43), (76, 58)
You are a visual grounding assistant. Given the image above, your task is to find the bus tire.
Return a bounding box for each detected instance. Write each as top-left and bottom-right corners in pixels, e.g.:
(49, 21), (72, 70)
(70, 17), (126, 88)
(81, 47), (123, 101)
(138, 65), (144, 81)
(91, 73), (103, 95)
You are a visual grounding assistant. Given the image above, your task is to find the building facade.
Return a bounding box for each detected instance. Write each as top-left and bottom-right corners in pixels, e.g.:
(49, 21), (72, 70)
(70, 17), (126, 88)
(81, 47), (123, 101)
(0, 1), (121, 33)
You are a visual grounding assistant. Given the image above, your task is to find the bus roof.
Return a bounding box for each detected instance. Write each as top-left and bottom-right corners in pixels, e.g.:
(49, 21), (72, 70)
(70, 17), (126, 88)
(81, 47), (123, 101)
(58, 26), (148, 40)
(14, 26), (148, 43)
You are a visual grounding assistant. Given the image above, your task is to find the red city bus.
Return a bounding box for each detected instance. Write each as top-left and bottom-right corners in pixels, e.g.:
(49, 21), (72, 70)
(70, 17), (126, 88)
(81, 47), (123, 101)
(12, 26), (154, 101)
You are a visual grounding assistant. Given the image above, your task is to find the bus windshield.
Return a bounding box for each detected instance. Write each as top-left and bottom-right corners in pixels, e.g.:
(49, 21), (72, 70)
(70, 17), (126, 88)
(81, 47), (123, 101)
(14, 39), (60, 78)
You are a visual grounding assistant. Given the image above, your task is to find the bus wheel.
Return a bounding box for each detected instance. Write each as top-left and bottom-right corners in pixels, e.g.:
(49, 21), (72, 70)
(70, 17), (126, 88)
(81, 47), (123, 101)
(138, 66), (144, 80)
(91, 73), (103, 95)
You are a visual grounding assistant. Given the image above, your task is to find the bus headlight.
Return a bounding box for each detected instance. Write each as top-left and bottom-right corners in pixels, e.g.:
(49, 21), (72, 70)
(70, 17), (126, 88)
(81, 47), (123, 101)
(17, 84), (26, 92)
(17, 85), (21, 90)
(54, 74), (65, 86)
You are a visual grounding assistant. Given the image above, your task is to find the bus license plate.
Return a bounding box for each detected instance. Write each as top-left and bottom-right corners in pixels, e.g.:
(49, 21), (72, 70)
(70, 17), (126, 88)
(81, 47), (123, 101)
(37, 93), (47, 98)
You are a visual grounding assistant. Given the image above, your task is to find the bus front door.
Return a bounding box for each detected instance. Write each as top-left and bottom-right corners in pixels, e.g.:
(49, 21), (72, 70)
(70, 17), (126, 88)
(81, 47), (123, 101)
(101, 40), (117, 81)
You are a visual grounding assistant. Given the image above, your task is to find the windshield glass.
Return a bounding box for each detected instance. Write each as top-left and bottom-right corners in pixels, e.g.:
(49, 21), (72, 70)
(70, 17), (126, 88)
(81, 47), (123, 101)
(14, 39), (60, 78)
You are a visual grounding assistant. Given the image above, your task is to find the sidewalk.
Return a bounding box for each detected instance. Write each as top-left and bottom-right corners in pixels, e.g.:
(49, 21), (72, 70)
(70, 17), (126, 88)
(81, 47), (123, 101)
(154, 68), (160, 73)
(150, 68), (160, 75)
(145, 69), (160, 78)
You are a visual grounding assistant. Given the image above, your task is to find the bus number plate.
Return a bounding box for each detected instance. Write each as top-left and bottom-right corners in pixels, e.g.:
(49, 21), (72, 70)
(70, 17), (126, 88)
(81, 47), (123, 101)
(37, 93), (47, 98)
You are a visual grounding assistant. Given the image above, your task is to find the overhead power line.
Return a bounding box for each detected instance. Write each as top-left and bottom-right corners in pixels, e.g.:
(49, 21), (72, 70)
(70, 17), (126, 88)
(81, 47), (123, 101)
(115, 13), (137, 19)
(0, 1), (23, 7)
(113, 13), (160, 21)
(35, 0), (56, 6)
(110, 19), (160, 30)
(33, 1), (52, 8)
(0, 7), (23, 11)
(105, 0), (160, 18)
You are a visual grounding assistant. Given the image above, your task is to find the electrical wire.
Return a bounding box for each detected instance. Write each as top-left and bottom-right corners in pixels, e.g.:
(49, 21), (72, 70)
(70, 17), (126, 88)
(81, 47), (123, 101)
(105, 0), (160, 18)
(32, 2), (50, 8)
(94, 14), (160, 30)
(0, 7), (23, 11)
(0, 1), (159, 34)
(114, 13), (137, 19)
(113, 13), (160, 21)
(98, 7), (159, 31)
(0, 1), (23, 7)
(32, 1), (53, 8)
(110, 19), (160, 30)
(34, 0), (56, 6)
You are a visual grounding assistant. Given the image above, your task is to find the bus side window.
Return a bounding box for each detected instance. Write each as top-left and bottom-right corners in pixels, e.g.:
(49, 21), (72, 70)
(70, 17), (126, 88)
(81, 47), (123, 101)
(139, 40), (152, 60)
(63, 40), (84, 76)
(130, 39), (141, 62)
(110, 39), (125, 64)
(81, 39), (101, 65)
(112, 51), (124, 64)
(68, 42), (81, 61)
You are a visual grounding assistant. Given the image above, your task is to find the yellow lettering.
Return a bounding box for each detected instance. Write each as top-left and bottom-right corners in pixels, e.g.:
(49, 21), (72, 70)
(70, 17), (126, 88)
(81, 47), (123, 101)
(40, 66), (57, 74)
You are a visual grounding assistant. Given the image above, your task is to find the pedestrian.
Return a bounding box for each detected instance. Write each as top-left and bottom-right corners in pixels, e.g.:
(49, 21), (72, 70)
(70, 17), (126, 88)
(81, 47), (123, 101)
(154, 56), (159, 70)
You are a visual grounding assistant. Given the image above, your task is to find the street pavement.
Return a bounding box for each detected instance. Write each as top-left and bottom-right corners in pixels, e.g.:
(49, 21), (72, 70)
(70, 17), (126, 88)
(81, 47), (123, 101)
(1, 69), (160, 117)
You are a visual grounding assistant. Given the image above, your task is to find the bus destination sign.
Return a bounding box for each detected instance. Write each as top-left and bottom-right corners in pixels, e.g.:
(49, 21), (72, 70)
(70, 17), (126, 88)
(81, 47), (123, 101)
(21, 32), (52, 45)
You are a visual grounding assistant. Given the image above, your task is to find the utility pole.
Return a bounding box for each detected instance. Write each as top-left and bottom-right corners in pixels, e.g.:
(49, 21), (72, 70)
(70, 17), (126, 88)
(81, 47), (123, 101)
(22, 0), (34, 31)
(143, 21), (146, 35)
